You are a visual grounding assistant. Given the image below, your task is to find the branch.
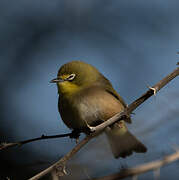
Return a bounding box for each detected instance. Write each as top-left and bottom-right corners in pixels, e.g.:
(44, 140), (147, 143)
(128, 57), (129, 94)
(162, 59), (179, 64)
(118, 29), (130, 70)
(28, 63), (179, 180)
(92, 150), (179, 180)
(89, 64), (179, 132)
(0, 133), (72, 150)
(28, 134), (96, 180)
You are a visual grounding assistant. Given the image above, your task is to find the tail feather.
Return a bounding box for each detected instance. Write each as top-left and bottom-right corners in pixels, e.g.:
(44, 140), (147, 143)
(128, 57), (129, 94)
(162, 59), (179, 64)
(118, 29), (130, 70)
(105, 121), (147, 158)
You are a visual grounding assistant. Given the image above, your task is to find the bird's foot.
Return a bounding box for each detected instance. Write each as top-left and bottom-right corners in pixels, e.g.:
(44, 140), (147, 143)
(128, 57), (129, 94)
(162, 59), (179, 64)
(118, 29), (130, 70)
(85, 124), (95, 135)
(70, 129), (81, 139)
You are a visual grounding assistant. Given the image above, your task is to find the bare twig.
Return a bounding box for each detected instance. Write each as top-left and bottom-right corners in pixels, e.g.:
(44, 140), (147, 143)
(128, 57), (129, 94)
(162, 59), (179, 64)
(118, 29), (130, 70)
(89, 65), (179, 132)
(28, 134), (96, 180)
(0, 133), (72, 150)
(92, 150), (179, 180)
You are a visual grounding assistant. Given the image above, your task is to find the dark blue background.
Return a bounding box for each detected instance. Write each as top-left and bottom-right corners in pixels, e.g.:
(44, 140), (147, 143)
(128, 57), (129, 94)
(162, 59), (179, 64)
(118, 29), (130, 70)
(0, 0), (179, 179)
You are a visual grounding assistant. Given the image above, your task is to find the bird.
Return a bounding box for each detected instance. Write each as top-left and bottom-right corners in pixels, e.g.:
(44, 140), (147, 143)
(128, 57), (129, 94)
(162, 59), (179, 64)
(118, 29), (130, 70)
(50, 61), (147, 158)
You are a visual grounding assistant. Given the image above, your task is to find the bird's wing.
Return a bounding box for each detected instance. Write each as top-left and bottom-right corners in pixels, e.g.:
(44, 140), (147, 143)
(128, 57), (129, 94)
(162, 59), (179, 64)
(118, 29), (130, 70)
(105, 86), (132, 124)
(105, 87), (127, 107)
(99, 76), (132, 123)
(99, 76), (126, 106)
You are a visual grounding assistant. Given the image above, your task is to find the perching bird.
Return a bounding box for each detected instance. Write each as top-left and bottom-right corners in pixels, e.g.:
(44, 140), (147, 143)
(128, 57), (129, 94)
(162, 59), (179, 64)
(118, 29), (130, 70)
(51, 61), (147, 158)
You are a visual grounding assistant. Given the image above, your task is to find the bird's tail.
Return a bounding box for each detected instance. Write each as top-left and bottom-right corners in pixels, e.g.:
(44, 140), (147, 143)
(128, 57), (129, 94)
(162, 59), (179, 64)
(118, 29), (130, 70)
(105, 121), (147, 158)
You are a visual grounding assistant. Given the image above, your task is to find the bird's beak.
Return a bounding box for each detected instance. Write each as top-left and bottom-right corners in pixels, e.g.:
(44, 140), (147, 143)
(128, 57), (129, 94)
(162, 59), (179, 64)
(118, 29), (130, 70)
(50, 78), (64, 83)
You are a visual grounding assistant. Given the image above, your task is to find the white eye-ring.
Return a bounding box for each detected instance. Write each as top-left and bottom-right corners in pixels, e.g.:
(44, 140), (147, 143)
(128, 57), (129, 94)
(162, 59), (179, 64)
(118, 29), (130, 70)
(67, 74), (76, 81)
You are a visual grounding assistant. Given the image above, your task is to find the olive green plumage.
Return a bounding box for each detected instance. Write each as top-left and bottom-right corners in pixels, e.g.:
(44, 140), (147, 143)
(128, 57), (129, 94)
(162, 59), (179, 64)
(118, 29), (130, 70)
(51, 61), (147, 158)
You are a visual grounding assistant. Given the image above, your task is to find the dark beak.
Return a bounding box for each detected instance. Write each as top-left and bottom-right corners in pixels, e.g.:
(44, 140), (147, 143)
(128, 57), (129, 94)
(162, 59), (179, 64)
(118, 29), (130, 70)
(50, 78), (64, 83)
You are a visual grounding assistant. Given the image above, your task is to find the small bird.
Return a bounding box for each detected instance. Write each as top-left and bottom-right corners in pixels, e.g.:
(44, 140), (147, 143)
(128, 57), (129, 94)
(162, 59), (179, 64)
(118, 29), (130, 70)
(51, 61), (147, 158)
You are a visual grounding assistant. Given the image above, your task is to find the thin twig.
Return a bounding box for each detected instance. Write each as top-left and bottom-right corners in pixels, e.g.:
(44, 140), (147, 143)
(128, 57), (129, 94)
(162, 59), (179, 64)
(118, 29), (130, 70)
(0, 133), (72, 150)
(92, 150), (179, 180)
(28, 134), (96, 180)
(89, 65), (179, 132)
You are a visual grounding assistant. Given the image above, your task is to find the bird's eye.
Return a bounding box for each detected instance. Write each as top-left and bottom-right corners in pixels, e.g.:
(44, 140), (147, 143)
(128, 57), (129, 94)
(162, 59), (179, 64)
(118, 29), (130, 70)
(67, 74), (76, 81)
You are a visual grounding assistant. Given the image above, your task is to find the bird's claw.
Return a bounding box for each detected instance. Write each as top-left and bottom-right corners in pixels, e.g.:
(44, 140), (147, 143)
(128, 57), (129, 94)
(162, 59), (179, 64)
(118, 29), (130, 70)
(86, 124), (95, 134)
(70, 130), (80, 139)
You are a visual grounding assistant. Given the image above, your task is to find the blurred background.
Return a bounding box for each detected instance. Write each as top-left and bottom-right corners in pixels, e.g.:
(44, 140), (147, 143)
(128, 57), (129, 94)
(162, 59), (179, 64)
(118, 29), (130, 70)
(0, 0), (179, 179)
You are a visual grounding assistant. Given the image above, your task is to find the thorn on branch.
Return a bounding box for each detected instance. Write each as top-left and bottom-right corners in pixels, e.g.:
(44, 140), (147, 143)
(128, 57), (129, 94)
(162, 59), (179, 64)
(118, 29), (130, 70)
(147, 85), (157, 96)
(150, 87), (157, 96)
(41, 134), (45, 138)
(55, 163), (68, 177)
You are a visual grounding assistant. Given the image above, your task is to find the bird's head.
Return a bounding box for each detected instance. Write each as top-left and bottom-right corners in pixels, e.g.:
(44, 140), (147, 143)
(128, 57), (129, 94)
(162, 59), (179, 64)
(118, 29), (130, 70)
(50, 61), (102, 95)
